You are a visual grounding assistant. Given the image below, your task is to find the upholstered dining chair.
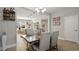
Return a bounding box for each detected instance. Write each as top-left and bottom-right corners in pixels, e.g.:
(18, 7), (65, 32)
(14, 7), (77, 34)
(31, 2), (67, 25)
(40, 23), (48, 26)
(51, 31), (59, 49)
(32, 32), (50, 51)
(26, 28), (35, 36)
(0, 34), (2, 50)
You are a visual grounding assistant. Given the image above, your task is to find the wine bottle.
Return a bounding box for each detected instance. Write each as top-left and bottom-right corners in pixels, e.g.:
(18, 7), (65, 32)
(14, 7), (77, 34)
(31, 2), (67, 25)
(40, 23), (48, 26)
(3, 8), (7, 20)
(10, 7), (15, 21)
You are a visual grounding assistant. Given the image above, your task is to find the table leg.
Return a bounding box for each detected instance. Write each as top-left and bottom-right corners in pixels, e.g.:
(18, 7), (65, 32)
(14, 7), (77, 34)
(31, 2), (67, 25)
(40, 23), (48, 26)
(26, 42), (29, 51)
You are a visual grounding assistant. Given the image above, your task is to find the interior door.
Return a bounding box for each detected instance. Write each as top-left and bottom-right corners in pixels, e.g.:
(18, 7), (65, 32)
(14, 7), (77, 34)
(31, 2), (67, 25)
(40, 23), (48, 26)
(64, 15), (78, 42)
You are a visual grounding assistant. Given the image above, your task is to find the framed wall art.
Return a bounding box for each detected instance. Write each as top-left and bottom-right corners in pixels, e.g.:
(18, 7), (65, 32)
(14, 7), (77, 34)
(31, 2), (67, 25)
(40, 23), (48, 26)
(53, 16), (60, 26)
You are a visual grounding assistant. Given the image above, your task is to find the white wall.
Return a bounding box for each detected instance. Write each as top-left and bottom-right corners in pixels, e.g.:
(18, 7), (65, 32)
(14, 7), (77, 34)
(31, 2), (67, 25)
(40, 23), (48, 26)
(51, 8), (79, 41)
(0, 21), (16, 50)
(16, 7), (49, 32)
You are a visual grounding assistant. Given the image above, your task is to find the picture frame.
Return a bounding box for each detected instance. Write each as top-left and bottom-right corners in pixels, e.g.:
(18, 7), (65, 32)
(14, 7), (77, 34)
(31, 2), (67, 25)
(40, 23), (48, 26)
(53, 16), (60, 26)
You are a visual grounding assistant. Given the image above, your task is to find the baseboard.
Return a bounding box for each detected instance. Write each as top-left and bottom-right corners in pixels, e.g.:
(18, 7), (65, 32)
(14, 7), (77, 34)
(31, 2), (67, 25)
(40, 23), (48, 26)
(77, 42), (79, 44)
(58, 36), (64, 40)
(58, 37), (79, 43)
(6, 44), (16, 49)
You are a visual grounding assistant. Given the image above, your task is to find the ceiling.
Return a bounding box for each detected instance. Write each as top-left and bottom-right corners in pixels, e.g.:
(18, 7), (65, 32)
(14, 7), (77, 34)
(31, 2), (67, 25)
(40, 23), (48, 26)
(0, 7), (79, 15)
(15, 7), (50, 20)
(15, 7), (79, 20)
(27, 7), (79, 14)
(1, 7), (79, 20)
(26, 7), (57, 14)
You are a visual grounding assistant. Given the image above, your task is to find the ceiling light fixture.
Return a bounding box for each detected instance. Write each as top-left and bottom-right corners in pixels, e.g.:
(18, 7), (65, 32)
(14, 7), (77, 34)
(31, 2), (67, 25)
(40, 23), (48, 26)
(35, 7), (46, 13)
(39, 7), (43, 9)
(42, 8), (46, 13)
(35, 8), (40, 13)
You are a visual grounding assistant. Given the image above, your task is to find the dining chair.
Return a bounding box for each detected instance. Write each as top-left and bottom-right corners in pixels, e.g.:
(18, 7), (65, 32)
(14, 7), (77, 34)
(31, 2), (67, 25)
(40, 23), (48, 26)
(0, 34), (2, 50)
(51, 31), (59, 49)
(32, 32), (50, 51)
(26, 28), (35, 36)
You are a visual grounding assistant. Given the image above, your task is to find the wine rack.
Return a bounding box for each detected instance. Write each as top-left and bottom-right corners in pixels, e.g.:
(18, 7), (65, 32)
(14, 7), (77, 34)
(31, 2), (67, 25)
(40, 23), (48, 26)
(3, 7), (15, 21)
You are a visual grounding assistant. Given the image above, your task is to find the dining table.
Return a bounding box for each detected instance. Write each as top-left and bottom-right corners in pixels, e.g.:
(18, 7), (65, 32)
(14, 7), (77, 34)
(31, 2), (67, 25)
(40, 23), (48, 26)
(20, 35), (40, 50)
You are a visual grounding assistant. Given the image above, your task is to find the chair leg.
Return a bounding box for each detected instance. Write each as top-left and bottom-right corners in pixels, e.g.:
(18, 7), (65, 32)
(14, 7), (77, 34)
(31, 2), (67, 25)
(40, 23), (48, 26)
(55, 44), (58, 50)
(52, 44), (58, 51)
(31, 46), (34, 51)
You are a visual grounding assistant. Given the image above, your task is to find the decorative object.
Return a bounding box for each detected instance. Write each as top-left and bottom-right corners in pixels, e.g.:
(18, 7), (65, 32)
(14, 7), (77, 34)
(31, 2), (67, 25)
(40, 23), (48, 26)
(3, 7), (15, 21)
(26, 20), (33, 28)
(53, 16), (60, 26)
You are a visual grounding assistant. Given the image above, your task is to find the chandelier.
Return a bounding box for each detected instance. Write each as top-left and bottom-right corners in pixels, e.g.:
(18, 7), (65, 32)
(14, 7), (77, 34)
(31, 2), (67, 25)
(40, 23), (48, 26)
(35, 7), (46, 13)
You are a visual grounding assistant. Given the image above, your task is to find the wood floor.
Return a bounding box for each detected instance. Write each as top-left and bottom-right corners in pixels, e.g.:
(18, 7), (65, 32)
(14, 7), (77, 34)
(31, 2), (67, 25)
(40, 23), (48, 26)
(58, 39), (79, 51)
(6, 35), (79, 51)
